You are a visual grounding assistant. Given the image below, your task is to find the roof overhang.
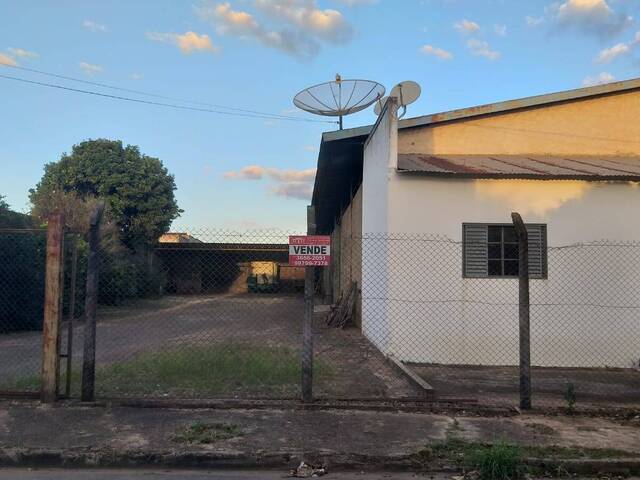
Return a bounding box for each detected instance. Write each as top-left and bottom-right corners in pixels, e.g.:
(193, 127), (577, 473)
(398, 154), (640, 181)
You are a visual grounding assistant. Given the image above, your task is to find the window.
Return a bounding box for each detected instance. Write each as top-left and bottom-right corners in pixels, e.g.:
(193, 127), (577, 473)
(463, 223), (547, 279)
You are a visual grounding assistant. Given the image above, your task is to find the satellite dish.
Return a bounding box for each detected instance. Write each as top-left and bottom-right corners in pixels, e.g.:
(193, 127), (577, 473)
(294, 74), (385, 130)
(373, 96), (388, 116)
(389, 81), (421, 119)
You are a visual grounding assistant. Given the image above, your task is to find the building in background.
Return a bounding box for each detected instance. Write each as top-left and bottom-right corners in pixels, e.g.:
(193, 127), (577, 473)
(313, 79), (640, 368)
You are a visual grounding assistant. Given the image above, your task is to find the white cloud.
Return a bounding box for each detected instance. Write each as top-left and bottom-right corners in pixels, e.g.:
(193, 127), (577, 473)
(582, 71), (615, 86)
(596, 31), (640, 63)
(494, 24), (507, 36)
(224, 165), (316, 200)
(197, 1), (353, 60)
(596, 42), (630, 62)
(419, 44), (453, 60)
(454, 19), (480, 34)
(146, 31), (220, 54)
(255, 0), (352, 44)
(7, 47), (38, 58)
(549, 0), (632, 37)
(79, 61), (103, 75)
(224, 165), (316, 182)
(271, 182), (313, 200)
(0, 53), (17, 66)
(333, 0), (376, 5)
(131, 73), (143, 80)
(83, 20), (107, 32)
(526, 15), (545, 27)
(467, 38), (501, 60)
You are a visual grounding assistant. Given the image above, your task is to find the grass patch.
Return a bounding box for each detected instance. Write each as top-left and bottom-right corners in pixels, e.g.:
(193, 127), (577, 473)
(95, 343), (325, 396)
(0, 373), (40, 392)
(413, 438), (634, 479)
(172, 422), (241, 444)
(2, 343), (333, 398)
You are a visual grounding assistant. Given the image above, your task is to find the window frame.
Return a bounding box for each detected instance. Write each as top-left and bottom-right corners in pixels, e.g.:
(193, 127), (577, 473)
(462, 222), (548, 280)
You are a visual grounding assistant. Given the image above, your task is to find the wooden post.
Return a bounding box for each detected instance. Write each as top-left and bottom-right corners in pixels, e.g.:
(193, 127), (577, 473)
(301, 205), (316, 403)
(81, 202), (105, 402)
(512, 212), (532, 410)
(64, 236), (79, 398)
(41, 213), (65, 404)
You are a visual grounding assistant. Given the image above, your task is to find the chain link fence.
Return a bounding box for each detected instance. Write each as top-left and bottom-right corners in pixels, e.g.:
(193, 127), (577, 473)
(357, 234), (640, 410)
(0, 226), (638, 409)
(0, 229), (47, 394)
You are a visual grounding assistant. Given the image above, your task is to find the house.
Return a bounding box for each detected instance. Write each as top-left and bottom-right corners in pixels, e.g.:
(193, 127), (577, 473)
(312, 79), (640, 369)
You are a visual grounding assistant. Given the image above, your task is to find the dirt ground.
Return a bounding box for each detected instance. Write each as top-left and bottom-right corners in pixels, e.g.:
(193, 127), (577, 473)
(0, 293), (416, 399)
(410, 363), (640, 409)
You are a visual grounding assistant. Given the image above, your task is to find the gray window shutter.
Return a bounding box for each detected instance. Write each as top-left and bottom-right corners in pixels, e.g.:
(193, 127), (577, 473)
(526, 225), (547, 279)
(463, 224), (488, 278)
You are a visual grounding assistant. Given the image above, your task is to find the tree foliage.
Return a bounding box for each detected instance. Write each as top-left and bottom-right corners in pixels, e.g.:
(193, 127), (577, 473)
(30, 139), (181, 248)
(0, 196), (45, 332)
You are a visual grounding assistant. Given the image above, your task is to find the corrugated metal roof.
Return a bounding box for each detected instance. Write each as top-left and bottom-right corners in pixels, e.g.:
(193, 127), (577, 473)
(397, 154), (640, 180)
(324, 77), (640, 142)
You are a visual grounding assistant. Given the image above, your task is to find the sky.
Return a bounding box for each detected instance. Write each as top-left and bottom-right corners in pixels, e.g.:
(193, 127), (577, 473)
(1, 0), (640, 231)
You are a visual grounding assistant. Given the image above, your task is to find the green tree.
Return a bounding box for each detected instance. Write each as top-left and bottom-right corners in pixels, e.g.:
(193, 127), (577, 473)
(30, 139), (181, 248)
(0, 195), (34, 229)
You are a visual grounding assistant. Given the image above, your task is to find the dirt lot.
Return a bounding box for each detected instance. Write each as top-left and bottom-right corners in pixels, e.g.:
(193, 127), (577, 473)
(411, 363), (640, 409)
(0, 293), (415, 399)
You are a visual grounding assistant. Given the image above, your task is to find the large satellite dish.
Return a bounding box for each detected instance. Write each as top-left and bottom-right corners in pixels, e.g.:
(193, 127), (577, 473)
(294, 74), (385, 130)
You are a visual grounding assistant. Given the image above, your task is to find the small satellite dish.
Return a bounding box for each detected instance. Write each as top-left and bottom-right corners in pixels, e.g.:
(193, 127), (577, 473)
(373, 96), (388, 116)
(389, 81), (421, 119)
(294, 74), (385, 130)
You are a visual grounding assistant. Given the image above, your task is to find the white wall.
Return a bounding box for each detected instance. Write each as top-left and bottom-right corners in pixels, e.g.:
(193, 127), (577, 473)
(361, 99), (398, 352)
(374, 176), (640, 368)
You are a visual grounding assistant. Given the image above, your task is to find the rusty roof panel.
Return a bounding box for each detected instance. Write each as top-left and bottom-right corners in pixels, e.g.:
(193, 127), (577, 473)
(397, 154), (640, 180)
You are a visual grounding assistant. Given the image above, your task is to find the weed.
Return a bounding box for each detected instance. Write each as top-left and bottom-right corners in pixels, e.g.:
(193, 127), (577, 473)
(173, 422), (241, 444)
(468, 440), (523, 480)
(564, 383), (576, 414)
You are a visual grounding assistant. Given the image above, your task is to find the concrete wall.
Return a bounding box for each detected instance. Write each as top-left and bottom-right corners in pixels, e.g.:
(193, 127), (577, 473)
(359, 91), (640, 368)
(327, 186), (363, 324)
(398, 89), (640, 156)
(360, 99), (398, 351)
(385, 177), (640, 368)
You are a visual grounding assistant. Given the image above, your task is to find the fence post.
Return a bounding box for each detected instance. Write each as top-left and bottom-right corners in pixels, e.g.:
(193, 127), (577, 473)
(41, 213), (65, 404)
(301, 205), (316, 403)
(511, 212), (532, 410)
(81, 202), (105, 402)
(64, 235), (79, 398)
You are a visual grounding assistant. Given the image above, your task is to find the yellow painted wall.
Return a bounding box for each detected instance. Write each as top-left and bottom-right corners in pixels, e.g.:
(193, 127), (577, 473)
(398, 90), (640, 155)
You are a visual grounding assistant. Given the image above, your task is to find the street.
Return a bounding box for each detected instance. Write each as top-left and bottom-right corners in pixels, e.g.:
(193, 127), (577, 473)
(0, 470), (433, 479)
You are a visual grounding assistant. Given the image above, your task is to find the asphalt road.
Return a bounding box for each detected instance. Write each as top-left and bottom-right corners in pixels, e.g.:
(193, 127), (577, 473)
(0, 470), (432, 479)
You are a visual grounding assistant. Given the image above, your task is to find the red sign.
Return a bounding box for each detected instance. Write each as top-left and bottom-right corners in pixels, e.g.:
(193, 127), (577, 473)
(289, 235), (331, 267)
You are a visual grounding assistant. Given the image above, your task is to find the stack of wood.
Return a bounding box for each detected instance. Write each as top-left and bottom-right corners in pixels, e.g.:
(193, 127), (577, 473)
(326, 281), (357, 328)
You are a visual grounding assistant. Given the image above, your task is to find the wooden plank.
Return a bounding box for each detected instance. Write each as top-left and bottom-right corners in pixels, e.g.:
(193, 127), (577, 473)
(512, 212), (532, 410)
(41, 213), (65, 404)
(301, 205), (315, 403)
(386, 355), (434, 398)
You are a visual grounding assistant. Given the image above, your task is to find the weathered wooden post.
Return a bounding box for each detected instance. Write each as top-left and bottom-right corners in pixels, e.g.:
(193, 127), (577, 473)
(301, 206), (316, 403)
(511, 212), (532, 410)
(41, 213), (65, 403)
(81, 202), (105, 402)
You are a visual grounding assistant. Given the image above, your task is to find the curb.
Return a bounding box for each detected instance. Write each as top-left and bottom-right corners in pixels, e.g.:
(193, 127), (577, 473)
(1, 448), (639, 475)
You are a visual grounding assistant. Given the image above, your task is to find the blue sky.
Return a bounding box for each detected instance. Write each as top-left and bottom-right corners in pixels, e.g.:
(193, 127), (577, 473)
(1, 0), (640, 231)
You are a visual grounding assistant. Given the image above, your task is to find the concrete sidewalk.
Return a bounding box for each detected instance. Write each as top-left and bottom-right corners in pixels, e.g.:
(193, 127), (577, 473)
(0, 401), (639, 473)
